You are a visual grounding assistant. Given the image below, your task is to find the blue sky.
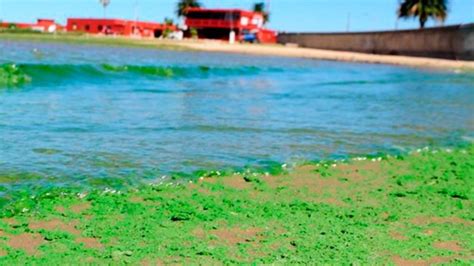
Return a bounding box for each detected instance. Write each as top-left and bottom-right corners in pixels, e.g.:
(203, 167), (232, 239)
(0, 0), (472, 32)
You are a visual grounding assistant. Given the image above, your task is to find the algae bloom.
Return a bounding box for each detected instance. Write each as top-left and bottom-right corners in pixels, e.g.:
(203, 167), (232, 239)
(0, 64), (31, 87)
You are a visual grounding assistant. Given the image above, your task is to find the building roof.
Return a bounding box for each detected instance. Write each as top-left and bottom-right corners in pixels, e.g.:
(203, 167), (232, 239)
(186, 7), (261, 15)
(67, 18), (164, 27)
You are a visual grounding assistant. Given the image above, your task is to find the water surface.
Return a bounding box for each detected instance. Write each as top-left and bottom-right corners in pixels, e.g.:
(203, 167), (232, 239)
(1, 40), (473, 189)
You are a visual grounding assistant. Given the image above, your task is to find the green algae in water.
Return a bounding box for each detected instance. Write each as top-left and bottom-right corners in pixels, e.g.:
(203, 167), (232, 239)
(2, 63), (262, 83)
(100, 64), (259, 78)
(0, 64), (31, 87)
(32, 148), (61, 155)
(101, 64), (200, 77)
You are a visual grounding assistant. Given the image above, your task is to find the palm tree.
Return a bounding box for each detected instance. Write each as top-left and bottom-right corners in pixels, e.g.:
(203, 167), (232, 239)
(253, 2), (269, 24)
(398, 0), (448, 28)
(99, 0), (111, 18)
(176, 0), (202, 18)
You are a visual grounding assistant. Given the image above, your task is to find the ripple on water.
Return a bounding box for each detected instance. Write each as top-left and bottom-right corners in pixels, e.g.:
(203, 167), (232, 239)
(0, 41), (473, 192)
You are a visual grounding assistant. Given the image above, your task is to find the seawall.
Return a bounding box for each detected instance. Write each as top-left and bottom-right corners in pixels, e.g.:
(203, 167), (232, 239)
(277, 24), (474, 60)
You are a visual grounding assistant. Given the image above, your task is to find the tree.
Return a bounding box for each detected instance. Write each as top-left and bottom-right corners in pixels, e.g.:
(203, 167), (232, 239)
(164, 17), (174, 26)
(253, 2), (269, 24)
(99, 0), (111, 18)
(176, 0), (202, 18)
(398, 0), (448, 28)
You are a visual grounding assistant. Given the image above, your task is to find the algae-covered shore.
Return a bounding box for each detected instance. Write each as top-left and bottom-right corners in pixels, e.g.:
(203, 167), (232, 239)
(0, 145), (472, 264)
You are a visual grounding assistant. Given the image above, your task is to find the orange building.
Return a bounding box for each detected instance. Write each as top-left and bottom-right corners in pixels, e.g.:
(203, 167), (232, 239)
(66, 18), (176, 38)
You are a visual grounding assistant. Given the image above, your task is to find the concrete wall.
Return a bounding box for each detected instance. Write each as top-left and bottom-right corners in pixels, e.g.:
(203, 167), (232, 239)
(278, 24), (474, 60)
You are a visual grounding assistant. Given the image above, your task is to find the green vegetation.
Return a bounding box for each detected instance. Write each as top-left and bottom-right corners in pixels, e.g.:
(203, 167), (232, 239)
(0, 64), (31, 87)
(0, 24), (42, 34)
(0, 28), (42, 34)
(398, 0), (448, 28)
(162, 18), (175, 38)
(253, 2), (270, 24)
(164, 17), (174, 26)
(0, 145), (472, 264)
(190, 27), (198, 39)
(176, 0), (202, 18)
(0, 32), (191, 51)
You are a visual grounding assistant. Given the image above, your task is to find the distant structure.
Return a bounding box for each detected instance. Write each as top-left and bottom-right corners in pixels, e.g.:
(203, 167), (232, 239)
(0, 19), (63, 33)
(66, 18), (177, 38)
(278, 23), (474, 60)
(0, 8), (277, 43)
(184, 8), (277, 43)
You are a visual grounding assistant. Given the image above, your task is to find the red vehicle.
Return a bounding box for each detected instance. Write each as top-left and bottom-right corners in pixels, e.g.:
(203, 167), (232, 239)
(66, 18), (176, 38)
(184, 8), (277, 43)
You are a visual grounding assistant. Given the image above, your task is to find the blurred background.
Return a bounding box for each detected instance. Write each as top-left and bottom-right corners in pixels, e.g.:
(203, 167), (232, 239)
(0, 0), (472, 32)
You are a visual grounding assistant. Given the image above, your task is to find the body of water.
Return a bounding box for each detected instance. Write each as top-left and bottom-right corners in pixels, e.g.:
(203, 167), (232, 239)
(1, 40), (473, 190)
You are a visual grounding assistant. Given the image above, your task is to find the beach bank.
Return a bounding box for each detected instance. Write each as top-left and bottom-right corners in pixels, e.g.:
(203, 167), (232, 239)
(173, 40), (474, 71)
(2, 32), (474, 71)
(0, 145), (472, 264)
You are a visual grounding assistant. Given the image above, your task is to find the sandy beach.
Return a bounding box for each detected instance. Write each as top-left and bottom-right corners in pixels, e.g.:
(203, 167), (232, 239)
(168, 39), (474, 71)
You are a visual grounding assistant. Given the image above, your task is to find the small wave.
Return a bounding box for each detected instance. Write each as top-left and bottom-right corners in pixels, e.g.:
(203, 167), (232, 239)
(0, 63), (265, 87)
(100, 64), (261, 77)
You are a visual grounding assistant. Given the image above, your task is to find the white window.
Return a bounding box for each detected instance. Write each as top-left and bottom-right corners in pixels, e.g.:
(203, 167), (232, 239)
(252, 15), (264, 27)
(240, 17), (249, 26)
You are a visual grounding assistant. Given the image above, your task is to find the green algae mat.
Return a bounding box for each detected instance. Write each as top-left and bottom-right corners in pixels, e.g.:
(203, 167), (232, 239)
(0, 146), (473, 264)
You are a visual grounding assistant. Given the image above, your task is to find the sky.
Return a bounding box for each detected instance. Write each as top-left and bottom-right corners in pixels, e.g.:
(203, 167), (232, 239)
(0, 0), (472, 32)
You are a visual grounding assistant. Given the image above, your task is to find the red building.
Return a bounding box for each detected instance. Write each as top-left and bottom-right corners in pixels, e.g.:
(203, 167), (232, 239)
(0, 19), (63, 33)
(66, 18), (176, 38)
(184, 8), (277, 43)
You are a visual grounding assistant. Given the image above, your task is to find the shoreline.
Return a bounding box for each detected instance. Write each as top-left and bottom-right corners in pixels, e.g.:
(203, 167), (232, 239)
(1, 33), (474, 71)
(172, 40), (474, 71)
(1, 32), (473, 264)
